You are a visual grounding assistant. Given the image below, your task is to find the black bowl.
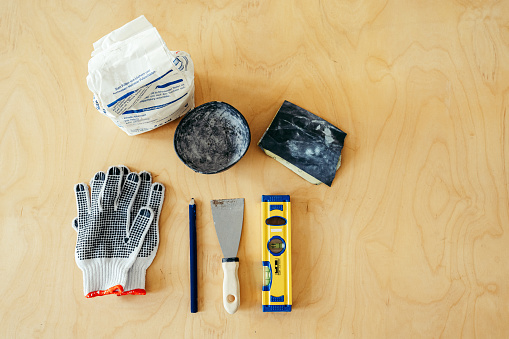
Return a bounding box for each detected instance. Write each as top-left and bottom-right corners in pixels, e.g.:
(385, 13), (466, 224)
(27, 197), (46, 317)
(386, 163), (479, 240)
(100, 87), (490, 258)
(174, 101), (251, 174)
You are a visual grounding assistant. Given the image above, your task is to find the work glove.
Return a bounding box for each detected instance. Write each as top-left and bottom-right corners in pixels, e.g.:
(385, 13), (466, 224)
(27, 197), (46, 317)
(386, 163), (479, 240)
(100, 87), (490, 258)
(72, 166), (155, 297)
(119, 168), (165, 295)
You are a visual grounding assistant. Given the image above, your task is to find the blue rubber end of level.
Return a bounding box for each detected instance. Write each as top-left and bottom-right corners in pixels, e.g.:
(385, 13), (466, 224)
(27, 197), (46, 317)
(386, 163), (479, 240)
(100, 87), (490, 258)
(262, 195), (290, 203)
(263, 305), (292, 312)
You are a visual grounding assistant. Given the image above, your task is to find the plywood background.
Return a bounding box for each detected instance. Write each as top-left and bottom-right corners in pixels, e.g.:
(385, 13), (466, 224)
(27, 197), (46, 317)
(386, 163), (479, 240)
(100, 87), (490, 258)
(1, 0), (508, 338)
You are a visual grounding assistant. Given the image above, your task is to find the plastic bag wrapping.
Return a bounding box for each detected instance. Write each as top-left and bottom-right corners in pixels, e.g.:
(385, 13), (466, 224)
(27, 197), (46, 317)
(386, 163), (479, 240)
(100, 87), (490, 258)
(86, 16), (195, 136)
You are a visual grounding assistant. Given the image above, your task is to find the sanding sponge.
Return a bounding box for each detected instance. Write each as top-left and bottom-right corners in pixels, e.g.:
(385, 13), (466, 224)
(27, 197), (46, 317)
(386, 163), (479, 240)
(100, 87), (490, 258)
(258, 101), (347, 186)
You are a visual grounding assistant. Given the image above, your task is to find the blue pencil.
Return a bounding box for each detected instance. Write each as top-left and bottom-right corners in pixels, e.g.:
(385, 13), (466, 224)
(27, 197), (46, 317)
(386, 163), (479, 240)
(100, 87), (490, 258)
(189, 198), (198, 313)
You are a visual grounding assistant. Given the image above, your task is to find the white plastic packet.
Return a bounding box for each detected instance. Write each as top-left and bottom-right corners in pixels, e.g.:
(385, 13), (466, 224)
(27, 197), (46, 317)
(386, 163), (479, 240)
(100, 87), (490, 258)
(86, 16), (194, 136)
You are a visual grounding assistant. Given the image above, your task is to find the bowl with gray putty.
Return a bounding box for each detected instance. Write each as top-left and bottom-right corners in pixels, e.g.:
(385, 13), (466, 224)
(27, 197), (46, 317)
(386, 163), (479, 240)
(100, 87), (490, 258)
(174, 101), (251, 174)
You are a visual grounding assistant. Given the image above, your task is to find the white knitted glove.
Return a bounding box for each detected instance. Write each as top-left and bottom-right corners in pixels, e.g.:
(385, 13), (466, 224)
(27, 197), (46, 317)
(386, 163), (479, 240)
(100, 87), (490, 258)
(72, 166), (154, 297)
(120, 170), (164, 295)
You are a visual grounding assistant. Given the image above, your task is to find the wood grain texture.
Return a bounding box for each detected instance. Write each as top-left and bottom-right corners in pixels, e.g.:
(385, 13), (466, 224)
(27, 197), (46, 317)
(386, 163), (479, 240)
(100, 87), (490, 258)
(1, 0), (508, 338)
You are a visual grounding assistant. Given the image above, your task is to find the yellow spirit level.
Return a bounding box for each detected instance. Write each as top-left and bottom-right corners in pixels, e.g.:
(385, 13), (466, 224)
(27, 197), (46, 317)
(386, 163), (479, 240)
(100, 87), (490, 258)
(261, 195), (292, 312)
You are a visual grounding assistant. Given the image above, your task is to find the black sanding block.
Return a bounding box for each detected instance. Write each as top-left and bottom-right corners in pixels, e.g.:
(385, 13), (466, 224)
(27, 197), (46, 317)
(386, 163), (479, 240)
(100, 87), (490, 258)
(258, 101), (347, 186)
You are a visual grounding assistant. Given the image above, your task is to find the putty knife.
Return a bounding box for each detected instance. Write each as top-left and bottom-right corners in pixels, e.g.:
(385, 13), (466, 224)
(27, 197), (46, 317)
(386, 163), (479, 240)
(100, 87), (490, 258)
(210, 198), (244, 314)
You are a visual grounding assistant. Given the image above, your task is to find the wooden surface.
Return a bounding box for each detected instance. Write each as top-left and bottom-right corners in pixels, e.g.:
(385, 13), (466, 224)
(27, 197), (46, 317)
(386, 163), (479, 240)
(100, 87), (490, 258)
(1, 0), (508, 338)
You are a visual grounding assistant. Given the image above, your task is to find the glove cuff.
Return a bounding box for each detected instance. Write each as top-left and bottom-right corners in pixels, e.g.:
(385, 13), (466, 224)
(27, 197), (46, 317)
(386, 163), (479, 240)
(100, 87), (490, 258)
(80, 259), (130, 297)
(121, 266), (147, 295)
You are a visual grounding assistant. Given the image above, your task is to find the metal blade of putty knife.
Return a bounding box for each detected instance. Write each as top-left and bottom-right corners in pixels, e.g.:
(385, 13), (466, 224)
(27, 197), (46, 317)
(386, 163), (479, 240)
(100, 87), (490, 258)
(211, 198), (244, 258)
(210, 198), (244, 314)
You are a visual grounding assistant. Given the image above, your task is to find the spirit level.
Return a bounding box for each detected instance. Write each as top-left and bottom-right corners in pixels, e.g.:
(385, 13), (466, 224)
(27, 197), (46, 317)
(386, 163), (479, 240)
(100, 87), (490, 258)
(261, 195), (292, 312)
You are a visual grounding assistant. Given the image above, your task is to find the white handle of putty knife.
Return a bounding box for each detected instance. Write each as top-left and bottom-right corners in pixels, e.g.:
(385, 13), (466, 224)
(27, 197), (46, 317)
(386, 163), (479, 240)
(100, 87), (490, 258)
(222, 258), (240, 314)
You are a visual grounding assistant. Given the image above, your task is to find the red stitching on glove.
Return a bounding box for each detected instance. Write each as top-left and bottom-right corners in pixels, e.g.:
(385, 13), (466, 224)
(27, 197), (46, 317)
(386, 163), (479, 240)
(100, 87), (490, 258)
(86, 285), (124, 298)
(118, 288), (146, 296)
